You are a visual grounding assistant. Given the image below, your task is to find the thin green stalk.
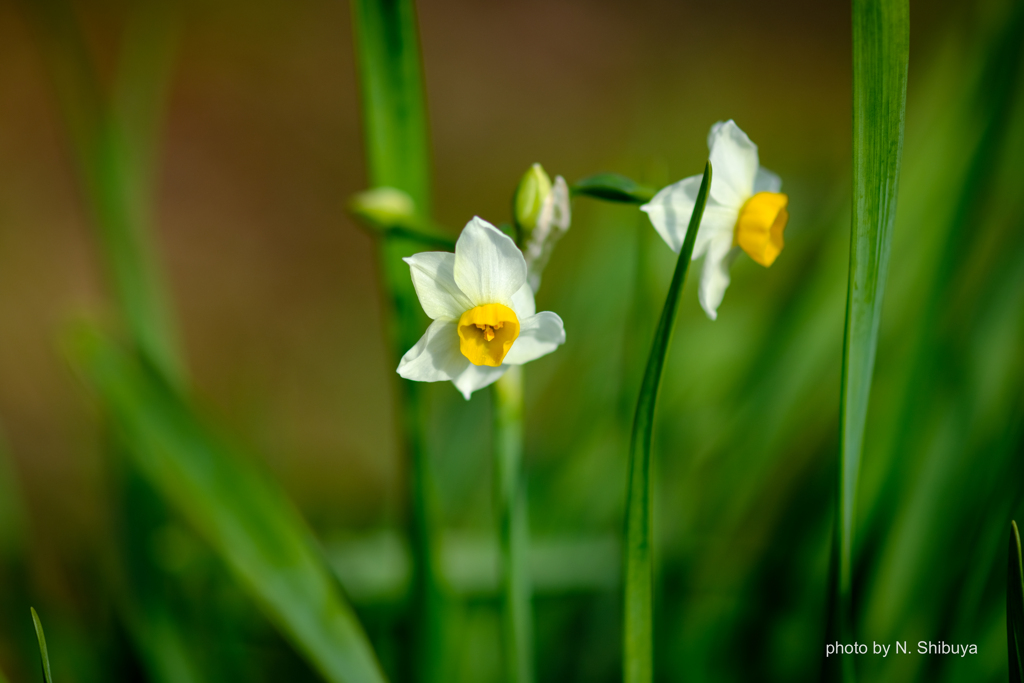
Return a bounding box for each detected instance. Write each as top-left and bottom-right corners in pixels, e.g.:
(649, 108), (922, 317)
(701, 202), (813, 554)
(350, 1), (443, 680)
(493, 366), (533, 683)
(828, 1), (909, 681)
(1009, 521), (1024, 682)
(623, 162), (710, 683)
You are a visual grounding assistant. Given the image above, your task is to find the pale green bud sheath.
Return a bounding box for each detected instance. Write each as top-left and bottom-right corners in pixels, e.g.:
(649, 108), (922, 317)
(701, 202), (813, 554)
(349, 186), (417, 225)
(512, 163), (553, 244)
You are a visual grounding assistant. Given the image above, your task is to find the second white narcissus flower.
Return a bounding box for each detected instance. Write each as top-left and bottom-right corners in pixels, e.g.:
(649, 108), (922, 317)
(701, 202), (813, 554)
(641, 120), (789, 320)
(398, 217), (566, 399)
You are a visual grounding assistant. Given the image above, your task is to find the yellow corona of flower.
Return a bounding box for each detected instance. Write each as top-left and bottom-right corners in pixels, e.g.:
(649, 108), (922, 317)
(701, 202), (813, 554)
(641, 120), (789, 320)
(398, 217), (566, 399)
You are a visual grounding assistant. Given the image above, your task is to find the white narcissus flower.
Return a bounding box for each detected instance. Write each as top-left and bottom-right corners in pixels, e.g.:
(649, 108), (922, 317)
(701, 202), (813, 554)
(641, 120), (789, 320)
(397, 217), (566, 399)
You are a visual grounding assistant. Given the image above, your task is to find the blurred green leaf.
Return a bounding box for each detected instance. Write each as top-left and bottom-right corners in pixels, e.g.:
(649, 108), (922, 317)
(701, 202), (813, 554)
(30, 608), (53, 683)
(572, 174), (656, 205)
(65, 325), (387, 683)
(623, 162), (710, 683)
(830, 0), (908, 679)
(24, 0), (183, 385)
(1009, 521), (1024, 683)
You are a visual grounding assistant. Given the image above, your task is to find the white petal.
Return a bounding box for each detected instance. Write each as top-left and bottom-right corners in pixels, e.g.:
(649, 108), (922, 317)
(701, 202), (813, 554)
(691, 203), (740, 261)
(451, 364), (507, 400)
(503, 311), (565, 365)
(453, 217), (527, 306)
(641, 174), (702, 253)
(397, 320), (469, 382)
(753, 166), (782, 194)
(510, 281), (536, 319)
(697, 238), (740, 321)
(641, 176), (737, 258)
(707, 120), (759, 207)
(403, 252), (475, 321)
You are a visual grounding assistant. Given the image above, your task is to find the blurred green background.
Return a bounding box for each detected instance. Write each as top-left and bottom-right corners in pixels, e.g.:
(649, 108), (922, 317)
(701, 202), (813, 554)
(1, 0), (1023, 681)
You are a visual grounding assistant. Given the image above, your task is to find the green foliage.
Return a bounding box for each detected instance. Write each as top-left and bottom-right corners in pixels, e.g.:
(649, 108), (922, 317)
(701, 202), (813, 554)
(572, 174), (657, 205)
(4, 1), (1024, 682)
(24, 0), (183, 385)
(64, 326), (387, 683)
(30, 608), (53, 683)
(623, 162), (710, 683)
(830, 0), (909, 679)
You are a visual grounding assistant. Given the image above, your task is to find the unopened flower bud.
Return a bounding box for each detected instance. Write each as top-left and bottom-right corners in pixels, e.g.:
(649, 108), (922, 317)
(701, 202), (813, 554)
(523, 175), (571, 292)
(513, 163), (553, 240)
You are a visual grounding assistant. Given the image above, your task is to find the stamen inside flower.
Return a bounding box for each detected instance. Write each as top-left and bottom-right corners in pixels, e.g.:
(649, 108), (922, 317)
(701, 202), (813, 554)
(457, 303), (520, 367)
(734, 192), (789, 267)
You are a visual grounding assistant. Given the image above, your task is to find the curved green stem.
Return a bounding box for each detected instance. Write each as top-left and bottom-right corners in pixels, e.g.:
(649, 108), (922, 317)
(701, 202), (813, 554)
(623, 162), (710, 683)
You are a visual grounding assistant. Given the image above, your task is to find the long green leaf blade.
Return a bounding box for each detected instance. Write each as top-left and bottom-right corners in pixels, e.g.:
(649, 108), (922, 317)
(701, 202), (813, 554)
(24, 0), (183, 384)
(65, 326), (387, 683)
(572, 173), (657, 205)
(624, 162), (710, 683)
(30, 607), (53, 683)
(1009, 521), (1024, 683)
(830, 1), (909, 680)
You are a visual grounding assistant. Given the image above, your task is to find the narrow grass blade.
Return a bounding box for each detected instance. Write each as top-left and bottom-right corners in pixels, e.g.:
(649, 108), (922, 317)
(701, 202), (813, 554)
(65, 326), (387, 683)
(1009, 521), (1024, 683)
(350, 1), (445, 680)
(624, 162), (710, 683)
(30, 607), (53, 683)
(572, 174), (657, 205)
(493, 366), (534, 683)
(829, 1), (909, 680)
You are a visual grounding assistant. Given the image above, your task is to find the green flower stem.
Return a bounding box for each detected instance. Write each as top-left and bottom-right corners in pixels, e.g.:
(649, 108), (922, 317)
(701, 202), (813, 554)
(623, 163), (710, 683)
(828, 2), (908, 681)
(350, 0), (444, 680)
(493, 366), (534, 683)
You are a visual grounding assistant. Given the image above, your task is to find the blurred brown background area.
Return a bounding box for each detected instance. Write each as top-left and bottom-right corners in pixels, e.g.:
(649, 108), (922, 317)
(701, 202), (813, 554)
(0, 0), (945, 602)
